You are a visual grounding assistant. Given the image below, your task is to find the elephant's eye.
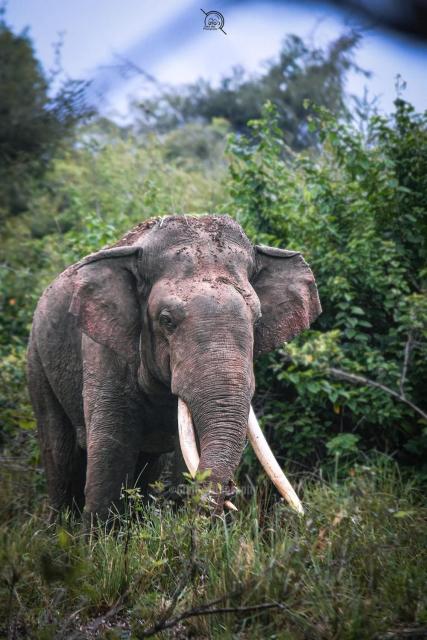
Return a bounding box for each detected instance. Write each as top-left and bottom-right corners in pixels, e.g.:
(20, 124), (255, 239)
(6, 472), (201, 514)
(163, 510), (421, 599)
(159, 310), (176, 332)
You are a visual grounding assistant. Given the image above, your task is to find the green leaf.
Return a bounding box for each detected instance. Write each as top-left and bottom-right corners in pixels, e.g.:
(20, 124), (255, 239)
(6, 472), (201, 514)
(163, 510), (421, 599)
(393, 510), (416, 519)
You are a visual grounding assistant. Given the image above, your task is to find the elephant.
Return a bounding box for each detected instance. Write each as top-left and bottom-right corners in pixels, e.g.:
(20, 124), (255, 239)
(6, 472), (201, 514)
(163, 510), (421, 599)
(27, 214), (321, 521)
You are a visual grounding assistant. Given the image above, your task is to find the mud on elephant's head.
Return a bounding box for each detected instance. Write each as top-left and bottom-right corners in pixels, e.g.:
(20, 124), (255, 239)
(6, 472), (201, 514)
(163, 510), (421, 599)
(71, 215), (321, 513)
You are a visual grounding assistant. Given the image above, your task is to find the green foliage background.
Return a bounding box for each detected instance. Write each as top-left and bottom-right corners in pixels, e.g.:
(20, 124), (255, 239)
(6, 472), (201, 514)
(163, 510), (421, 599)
(225, 99), (427, 475)
(0, 14), (91, 221)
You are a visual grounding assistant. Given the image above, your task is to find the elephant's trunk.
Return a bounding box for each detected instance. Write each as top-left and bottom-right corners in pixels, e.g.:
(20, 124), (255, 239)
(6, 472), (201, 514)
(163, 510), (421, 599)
(171, 345), (253, 510)
(180, 397), (248, 511)
(192, 390), (248, 489)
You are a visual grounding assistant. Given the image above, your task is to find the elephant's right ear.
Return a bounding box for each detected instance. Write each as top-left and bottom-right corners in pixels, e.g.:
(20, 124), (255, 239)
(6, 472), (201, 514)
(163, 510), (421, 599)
(251, 245), (321, 356)
(69, 246), (143, 361)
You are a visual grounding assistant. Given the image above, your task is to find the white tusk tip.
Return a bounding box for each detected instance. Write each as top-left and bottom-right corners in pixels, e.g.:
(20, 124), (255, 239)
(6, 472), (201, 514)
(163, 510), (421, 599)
(248, 405), (304, 515)
(224, 500), (238, 512)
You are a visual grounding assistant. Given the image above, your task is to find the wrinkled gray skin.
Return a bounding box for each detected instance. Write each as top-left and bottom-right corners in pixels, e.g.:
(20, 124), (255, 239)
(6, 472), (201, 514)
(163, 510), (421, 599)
(27, 215), (321, 521)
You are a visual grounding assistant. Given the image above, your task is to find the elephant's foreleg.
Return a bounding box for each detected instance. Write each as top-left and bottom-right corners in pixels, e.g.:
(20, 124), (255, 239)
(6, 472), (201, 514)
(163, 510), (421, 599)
(83, 418), (140, 523)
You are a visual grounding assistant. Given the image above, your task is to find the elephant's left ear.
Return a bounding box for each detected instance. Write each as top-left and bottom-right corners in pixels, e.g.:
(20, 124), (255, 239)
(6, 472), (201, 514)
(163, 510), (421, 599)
(251, 245), (321, 357)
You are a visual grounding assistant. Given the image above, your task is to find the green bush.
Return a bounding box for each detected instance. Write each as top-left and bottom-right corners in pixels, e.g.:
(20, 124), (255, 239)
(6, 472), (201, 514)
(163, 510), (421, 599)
(225, 99), (427, 473)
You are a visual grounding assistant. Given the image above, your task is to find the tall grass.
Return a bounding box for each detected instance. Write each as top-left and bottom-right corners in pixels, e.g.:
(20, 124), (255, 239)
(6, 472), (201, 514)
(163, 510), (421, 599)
(1, 456), (426, 639)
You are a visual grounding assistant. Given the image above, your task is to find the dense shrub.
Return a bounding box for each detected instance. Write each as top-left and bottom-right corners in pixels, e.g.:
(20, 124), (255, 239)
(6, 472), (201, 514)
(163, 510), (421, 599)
(225, 99), (427, 475)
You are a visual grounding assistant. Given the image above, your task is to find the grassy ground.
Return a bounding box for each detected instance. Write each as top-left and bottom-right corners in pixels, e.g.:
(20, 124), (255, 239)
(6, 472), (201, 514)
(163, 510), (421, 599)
(0, 455), (426, 639)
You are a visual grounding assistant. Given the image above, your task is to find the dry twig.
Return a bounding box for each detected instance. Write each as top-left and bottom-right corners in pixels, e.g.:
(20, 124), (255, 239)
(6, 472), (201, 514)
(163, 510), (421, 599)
(327, 367), (427, 421)
(399, 331), (413, 398)
(137, 599), (283, 637)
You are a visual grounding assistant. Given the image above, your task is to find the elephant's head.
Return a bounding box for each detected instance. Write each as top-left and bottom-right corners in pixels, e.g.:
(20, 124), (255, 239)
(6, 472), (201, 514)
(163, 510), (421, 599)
(70, 215), (321, 512)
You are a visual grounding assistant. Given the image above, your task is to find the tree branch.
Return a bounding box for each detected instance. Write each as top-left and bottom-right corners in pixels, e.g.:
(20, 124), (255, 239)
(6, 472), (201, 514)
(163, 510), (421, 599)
(137, 600), (283, 637)
(399, 331), (413, 398)
(327, 367), (427, 421)
(111, 54), (157, 84)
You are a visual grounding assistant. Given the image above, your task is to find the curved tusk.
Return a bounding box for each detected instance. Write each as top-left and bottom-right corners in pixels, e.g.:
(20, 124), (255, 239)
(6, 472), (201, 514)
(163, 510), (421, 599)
(177, 398), (199, 478)
(224, 500), (238, 512)
(248, 406), (304, 515)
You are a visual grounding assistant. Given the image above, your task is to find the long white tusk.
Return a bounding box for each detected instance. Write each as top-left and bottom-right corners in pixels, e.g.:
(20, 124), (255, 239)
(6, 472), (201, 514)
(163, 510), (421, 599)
(248, 406), (304, 515)
(177, 398), (199, 478)
(177, 398), (238, 512)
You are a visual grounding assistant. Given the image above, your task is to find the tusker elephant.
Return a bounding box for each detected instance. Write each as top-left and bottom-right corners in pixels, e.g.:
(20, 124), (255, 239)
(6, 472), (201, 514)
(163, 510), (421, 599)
(27, 215), (321, 521)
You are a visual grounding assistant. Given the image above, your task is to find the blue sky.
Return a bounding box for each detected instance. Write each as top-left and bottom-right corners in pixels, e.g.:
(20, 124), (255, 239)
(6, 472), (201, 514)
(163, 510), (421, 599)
(6, 0), (427, 121)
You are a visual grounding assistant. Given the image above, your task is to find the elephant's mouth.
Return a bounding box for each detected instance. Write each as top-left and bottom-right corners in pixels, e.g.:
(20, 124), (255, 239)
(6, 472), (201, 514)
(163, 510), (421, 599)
(177, 398), (304, 514)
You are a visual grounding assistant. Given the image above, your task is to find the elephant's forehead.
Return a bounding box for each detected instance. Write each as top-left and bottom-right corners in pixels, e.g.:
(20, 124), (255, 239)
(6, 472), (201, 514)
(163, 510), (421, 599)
(146, 235), (254, 279)
(149, 214), (252, 246)
(144, 216), (252, 256)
